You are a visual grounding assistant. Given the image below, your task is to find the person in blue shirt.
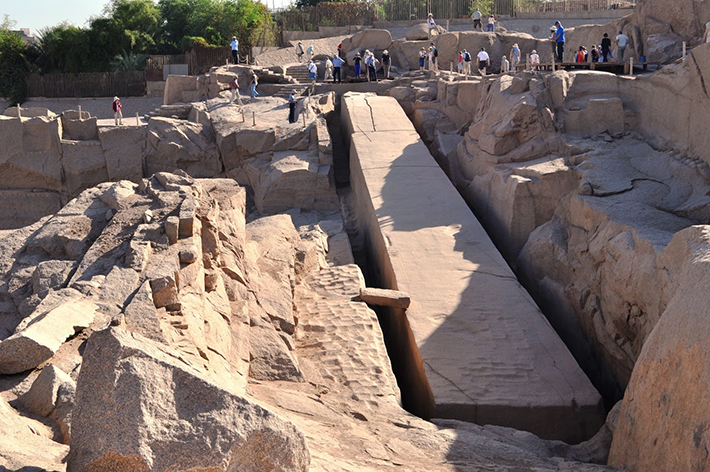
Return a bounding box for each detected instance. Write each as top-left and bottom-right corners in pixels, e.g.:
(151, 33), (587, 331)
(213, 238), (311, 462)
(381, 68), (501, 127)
(553, 20), (565, 62)
(230, 36), (239, 64)
(332, 54), (344, 83)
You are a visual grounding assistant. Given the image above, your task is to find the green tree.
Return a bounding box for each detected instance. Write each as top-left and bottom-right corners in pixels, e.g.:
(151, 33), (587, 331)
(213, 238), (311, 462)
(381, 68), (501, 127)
(469, 0), (494, 15)
(0, 27), (38, 105)
(36, 24), (93, 73)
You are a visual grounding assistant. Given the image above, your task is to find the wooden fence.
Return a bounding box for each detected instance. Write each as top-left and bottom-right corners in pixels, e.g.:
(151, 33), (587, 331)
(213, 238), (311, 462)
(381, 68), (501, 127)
(515, 0), (636, 13)
(378, 0), (518, 21)
(26, 71), (146, 98)
(276, 3), (377, 31)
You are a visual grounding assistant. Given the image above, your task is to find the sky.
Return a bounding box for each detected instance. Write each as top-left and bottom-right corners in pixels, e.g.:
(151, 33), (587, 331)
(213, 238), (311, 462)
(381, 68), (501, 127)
(1, 0), (290, 36)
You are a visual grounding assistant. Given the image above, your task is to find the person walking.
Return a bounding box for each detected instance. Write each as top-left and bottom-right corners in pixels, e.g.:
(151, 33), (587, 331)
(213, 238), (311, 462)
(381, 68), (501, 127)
(457, 51), (464, 74)
(230, 36), (239, 64)
(325, 57), (333, 81)
(427, 13), (436, 39)
(288, 90), (297, 123)
(229, 76), (242, 105)
(600, 33), (612, 62)
(419, 47), (426, 71)
(306, 44), (315, 62)
(332, 54), (343, 83)
(476, 47), (490, 76)
(430, 42), (438, 71)
(463, 49), (472, 75)
(471, 8), (482, 31)
(112, 97), (123, 125)
(487, 15), (496, 32)
(307, 59), (317, 85)
(250, 71), (259, 98)
(510, 43), (521, 71)
(615, 30), (629, 61)
(296, 41), (304, 62)
(553, 20), (565, 62)
(382, 49), (391, 78)
(353, 52), (362, 78)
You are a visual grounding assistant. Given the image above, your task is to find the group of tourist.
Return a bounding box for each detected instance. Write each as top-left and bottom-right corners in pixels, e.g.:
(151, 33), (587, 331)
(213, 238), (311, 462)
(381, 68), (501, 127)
(470, 9), (497, 32)
(418, 43), (439, 71)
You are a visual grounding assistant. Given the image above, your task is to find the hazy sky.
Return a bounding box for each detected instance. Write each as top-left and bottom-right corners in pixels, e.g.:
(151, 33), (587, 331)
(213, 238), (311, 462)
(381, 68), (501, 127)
(1, 0), (288, 35)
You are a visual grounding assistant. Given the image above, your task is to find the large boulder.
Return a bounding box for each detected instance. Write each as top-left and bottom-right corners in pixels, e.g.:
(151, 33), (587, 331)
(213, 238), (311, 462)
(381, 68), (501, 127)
(341, 29), (393, 54)
(609, 226), (710, 472)
(18, 364), (76, 444)
(67, 327), (310, 472)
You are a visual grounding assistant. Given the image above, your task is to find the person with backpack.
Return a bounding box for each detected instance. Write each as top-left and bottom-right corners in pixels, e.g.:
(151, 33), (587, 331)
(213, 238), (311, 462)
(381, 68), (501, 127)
(590, 45), (600, 62)
(112, 97), (123, 125)
(463, 49), (472, 75)
(296, 42), (304, 62)
(600, 33), (612, 62)
(229, 76), (242, 105)
(430, 42), (438, 71)
(307, 59), (317, 85)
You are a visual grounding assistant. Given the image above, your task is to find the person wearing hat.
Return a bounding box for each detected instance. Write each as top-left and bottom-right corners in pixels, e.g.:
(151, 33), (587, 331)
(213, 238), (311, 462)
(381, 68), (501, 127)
(112, 97), (123, 126)
(288, 90), (297, 123)
(548, 25), (557, 57)
(427, 13), (436, 39)
(552, 20), (565, 62)
(230, 36), (239, 64)
(419, 47), (426, 71)
(382, 49), (391, 78)
(530, 49), (540, 70)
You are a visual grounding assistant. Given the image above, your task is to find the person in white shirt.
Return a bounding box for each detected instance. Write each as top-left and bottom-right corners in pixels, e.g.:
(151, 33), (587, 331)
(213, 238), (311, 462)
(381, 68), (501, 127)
(476, 47), (490, 76)
(307, 60), (317, 84)
(487, 15), (496, 32)
(325, 57), (333, 80)
(471, 8), (482, 31)
(510, 43), (520, 71)
(427, 13), (436, 39)
(530, 49), (540, 70)
(229, 36), (239, 64)
(500, 55), (510, 73)
(615, 31), (629, 61)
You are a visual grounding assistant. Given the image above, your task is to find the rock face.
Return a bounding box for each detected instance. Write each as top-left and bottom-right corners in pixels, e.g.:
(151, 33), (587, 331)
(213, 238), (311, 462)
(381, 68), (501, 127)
(608, 226), (710, 471)
(18, 364), (76, 444)
(68, 327), (310, 472)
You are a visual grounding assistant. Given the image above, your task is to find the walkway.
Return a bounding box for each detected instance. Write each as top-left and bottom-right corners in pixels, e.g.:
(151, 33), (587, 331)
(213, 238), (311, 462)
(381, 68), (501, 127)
(341, 92), (604, 443)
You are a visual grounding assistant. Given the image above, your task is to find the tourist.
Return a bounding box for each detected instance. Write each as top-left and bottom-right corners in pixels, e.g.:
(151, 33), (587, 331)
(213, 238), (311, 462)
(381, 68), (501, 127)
(419, 47), (427, 71)
(471, 8), (482, 32)
(704, 21), (710, 43)
(616, 30), (629, 61)
(427, 13), (436, 39)
(553, 20), (565, 62)
(325, 56), (333, 81)
(307, 59), (317, 84)
(306, 44), (315, 62)
(600, 33), (612, 62)
(427, 46), (435, 71)
(382, 49), (391, 78)
(463, 49), (472, 75)
(548, 25), (557, 57)
(250, 71), (259, 98)
(430, 42), (438, 71)
(112, 96), (123, 126)
(500, 55), (510, 73)
(230, 36), (239, 64)
(296, 41), (304, 62)
(288, 90), (297, 123)
(365, 50), (377, 81)
(476, 47), (490, 76)
(487, 15), (496, 32)
(590, 45), (600, 62)
(576, 46), (586, 63)
(457, 51), (464, 74)
(530, 49), (540, 70)
(337, 43), (343, 57)
(510, 43), (521, 71)
(353, 52), (362, 78)
(332, 54), (344, 83)
(229, 76), (242, 105)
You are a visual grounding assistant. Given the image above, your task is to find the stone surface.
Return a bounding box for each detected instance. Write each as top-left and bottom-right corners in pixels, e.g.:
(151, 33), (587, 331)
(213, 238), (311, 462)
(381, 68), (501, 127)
(359, 286), (411, 308)
(342, 92), (604, 443)
(68, 327), (311, 472)
(0, 292), (97, 374)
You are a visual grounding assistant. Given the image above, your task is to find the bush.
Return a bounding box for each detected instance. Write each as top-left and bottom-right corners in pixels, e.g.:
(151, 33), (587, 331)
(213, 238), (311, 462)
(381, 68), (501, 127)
(0, 29), (36, 105)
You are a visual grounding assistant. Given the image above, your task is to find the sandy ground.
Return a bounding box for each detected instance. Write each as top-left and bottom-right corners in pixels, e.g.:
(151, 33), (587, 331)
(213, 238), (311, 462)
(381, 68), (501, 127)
(0, 96), (164, 120)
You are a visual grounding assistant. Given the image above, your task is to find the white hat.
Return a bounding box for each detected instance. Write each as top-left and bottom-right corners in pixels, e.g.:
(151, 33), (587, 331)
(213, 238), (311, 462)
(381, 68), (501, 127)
(113, 96), (119, 101)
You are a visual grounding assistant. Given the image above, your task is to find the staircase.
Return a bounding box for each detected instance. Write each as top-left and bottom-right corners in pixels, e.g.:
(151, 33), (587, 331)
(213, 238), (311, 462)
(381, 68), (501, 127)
(285, 64), (311, 84)
(272, 84), (310, 99)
